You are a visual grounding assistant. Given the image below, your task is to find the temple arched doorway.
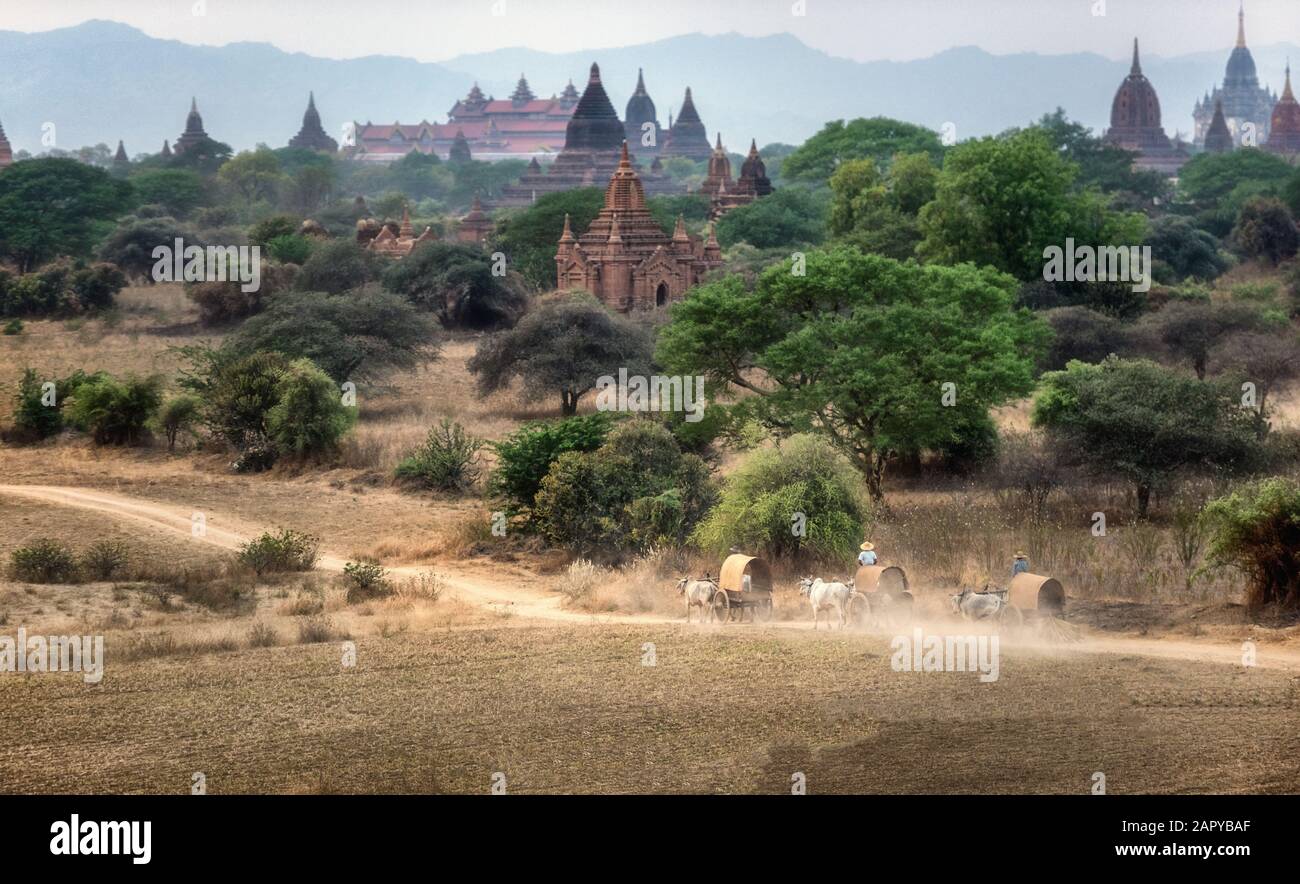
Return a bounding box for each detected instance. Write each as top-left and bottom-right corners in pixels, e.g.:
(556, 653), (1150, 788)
(655, 282), (669, 307)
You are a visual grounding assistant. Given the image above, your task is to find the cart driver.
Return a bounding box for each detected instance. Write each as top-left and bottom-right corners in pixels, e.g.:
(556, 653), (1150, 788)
(858, 542), (877, 568)
(1012, 552), (1030, 579)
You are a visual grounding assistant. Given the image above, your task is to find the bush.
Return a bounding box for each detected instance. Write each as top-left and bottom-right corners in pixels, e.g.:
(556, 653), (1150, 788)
(265, 358), (356, 457)
(186, 261), (295, 325)
(69, 263), (128, 311)
(248, 215), (300, 247)
(155, 393), (201, 451)
(80, 539), (129, 580)
(97, 217), (202, 281)
(223, 289), (437, 383)
(66, 374), (163, 445)
(295, 239), (378, 294)
(380, 241), (529, 330)
(1233, 196), (1299, 265)
(489, 413), (614, 516)
(394, 418), (483, 492)
(692, 435), (868, 562)
(10, 368), (64, 440)
(10, 539), (79, 583)
(343, 559), (390, 602)
(3, 318), (22, 335)
(1204, 478), (1300, 608)
(237, 529), (320, 576)
(266, 234), (313, 265)
(532, 421), (716, 555)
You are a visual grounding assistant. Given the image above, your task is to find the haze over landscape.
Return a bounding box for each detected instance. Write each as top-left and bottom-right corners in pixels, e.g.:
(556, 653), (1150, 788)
(0, 4), (1297, 154)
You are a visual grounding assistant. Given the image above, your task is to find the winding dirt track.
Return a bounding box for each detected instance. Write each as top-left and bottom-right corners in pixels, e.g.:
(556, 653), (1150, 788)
(3, 484), (1298, 670)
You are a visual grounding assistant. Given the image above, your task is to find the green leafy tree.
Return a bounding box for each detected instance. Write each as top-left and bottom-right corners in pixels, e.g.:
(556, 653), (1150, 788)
(532, 421), (715, 555)
(657, 247), (1049, 502)
(1232, 196), (1299, 265)
(265, 358), (357, 456)
(1203, 478), (1300, 607)
(828, 152), (938, 260)
(489, 414), (614, 517)
(1032, 358), (1259, 517)
(381, 241), (529, 329)
(66, 374), (163, 445)
(155, 393), (202, 451)
(295, 239), (379, 294)
(781, 117), (944, 184)
(715, 187), (828, 249)
(1137, 299), (1271, 379)
(918, 128), (1146, 281)
(490, 187), (605, 290)
(128, 169), (207, 218)
(1030, 108), (1168, 204)
(0, 158), (133, 271)
(1145, 215), (1230, 282)
(97, 216), (202, 281)
(1178, 149), (1295, 237)
(692, 434), (868, 562)
(167, 136), (234, 177)
(218, 148), (284, 210)
(468, 294), (654, 415)
(225, 289), (438, 383)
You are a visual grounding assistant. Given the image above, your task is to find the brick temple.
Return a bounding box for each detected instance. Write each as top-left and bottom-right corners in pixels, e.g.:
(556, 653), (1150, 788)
(495, 63), (680, 207)
(556, 141), (722, 311)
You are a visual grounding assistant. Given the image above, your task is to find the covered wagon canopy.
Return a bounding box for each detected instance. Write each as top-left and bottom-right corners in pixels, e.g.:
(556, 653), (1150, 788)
(719, 554), (772, 594)
(1008, 572), (1065, 612)
(854, 564), (909, 596)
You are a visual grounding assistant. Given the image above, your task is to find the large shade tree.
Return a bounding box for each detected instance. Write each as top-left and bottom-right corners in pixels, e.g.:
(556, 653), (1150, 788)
(657, 246), (1049, 502)
(1032, 358), (1259, 517)
(0, 158), (133, 271)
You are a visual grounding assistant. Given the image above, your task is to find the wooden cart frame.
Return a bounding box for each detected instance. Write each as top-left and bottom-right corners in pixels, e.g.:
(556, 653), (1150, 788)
(713, 554), (775, 623)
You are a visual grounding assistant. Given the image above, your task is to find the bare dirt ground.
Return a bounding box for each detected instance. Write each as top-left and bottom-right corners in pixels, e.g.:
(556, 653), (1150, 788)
(1, 479), (1298, 794)
(1, 283), (1297, 793)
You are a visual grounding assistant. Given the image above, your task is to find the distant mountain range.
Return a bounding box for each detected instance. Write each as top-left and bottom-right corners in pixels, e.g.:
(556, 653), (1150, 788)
(1, 20), (1297, 157)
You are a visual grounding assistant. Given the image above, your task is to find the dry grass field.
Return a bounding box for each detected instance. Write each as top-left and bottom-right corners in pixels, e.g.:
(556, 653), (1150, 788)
(2, 283), (1300, 795)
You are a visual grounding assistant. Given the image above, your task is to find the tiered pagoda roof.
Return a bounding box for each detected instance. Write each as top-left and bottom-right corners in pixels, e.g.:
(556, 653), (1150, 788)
(288, 92), (339, 153)
(1266, 63), (1300, 155)
(660, 87), (712, 161)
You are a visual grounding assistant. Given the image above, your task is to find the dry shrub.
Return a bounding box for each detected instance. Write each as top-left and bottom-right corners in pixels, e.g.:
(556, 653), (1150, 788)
(280, 592), (324, 616)
(248, 621), (279, 648)
(557, 559), (604, 604)
(394, 570), (446, 603)
(117, 631), (240, 662)
(297, 616), (348, 644)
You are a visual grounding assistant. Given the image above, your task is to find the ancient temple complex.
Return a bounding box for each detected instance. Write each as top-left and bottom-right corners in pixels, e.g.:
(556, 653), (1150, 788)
(624, 69), (662, 155)
(556, 142), (722, 311)
(1265, 64), (1300, 157)
(348, 75), (579, 163)
(1192, 4), (1277, 148)
(659, 87), (712, 161)
(495, 63), (679, 207)
(365, 206), (436, 257)
(1204, 100), (1236, 153)
(0, 118), (14, 169)
(175, 98), (211, 154)
(456, 195), (495, 245)
(700, 135), (773, 219)
(1102, 39), (1187, 175)
(288, 93), (339, 153)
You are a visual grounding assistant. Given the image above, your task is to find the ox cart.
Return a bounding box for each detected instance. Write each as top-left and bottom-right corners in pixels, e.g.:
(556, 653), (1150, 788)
(852, 564), (913, 627)
(712, 555), (775, 623)
(999, 572), (1066, 625)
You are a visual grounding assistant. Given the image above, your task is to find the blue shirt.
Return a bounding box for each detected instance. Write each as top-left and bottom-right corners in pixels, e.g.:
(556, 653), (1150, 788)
(1012, 559), (1029, 577)
(858, 551), (877, 566)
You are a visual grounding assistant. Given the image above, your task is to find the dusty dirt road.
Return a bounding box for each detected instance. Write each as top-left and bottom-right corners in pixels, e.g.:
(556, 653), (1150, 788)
(2, 483), (1298, 794)
(2, 483), (1298, 670)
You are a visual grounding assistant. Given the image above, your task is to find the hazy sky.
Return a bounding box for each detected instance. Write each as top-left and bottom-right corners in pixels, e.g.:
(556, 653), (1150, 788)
(0, 0), (1296, 64)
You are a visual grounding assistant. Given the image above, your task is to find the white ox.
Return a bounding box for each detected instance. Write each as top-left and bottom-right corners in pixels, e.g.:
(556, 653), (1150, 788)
(950, 587), (1005, 621)
(798, 577), (854, 630)
(677, 577), (719, 623)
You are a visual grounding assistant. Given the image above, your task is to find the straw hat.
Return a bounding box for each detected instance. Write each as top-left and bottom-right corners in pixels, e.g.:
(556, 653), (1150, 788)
(860, 542), (875, 552)
(1014, 551), (1028, 560)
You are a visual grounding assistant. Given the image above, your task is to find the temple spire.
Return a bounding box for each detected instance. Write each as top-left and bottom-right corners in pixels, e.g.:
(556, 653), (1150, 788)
(1286, 59), (1295, 101)
(1237, 1), (1246, 49)
(1131, 38), (1141, 75)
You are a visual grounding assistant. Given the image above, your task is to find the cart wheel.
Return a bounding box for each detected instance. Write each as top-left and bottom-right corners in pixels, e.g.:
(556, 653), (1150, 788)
(885, 591), (914, 627)
(849, 594), (872, 629)
(1001, 604), (1024, 630)
(711, 591), (731, 624)
(754, 596), (774, 623)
